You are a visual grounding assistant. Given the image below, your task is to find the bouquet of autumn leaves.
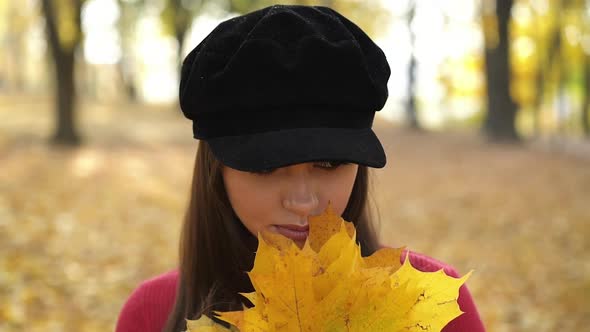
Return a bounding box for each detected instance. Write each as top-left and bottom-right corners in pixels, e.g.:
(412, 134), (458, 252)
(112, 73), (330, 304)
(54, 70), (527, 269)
(187, 205), (472, 332)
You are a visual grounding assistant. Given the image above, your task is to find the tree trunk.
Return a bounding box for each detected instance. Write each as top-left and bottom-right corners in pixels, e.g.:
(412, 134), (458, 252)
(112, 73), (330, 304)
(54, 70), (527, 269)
(117, 58), (138, 102)
(583, 55), (590, 136)
(41, 0), (82, 145)
(171, 0), (190, 67)
(532, 65), (543, 137)
(482, 0), (520, 142)
(533, 9), (563, 138)
(176, 29), (187, 68)
(405, 1), (420, 130)
(53, 51), (80, 144)
(116, 0), (139, 102)
(7, 10), (25, 91)
(406, 55), (419, 129)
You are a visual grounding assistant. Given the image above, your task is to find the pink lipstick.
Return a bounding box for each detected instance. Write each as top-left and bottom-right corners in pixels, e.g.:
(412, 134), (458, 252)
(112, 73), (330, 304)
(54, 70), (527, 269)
(274, 224), (309, 242)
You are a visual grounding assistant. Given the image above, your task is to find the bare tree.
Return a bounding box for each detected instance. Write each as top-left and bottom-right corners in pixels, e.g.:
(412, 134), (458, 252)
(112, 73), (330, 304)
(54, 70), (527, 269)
(405, 0), (419, 129)
(482, 0), (520, 141)
(41, 0), (84, 145)
(583, 53), (590, 136)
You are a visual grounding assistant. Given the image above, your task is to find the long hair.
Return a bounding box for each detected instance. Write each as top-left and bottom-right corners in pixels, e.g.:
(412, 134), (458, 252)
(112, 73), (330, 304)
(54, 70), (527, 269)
(162, 141), (380, 332)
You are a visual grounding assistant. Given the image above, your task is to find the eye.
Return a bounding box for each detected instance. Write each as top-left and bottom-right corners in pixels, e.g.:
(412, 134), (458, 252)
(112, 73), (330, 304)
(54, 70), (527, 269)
(251, 168), (276, 176)
(250, 161), (349, 176)
(314, 161), (348, 169)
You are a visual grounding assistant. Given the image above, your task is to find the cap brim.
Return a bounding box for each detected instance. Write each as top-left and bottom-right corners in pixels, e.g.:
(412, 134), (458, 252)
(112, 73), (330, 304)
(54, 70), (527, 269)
(205, 127), (386, 172)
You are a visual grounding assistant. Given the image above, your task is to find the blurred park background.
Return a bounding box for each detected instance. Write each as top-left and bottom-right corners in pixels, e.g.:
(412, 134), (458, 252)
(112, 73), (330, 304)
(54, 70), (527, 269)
(0, 0), (589, 331)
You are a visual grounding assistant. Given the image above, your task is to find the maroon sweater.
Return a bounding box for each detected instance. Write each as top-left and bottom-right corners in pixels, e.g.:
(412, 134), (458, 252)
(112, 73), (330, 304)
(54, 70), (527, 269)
(116, 251), (485, 331)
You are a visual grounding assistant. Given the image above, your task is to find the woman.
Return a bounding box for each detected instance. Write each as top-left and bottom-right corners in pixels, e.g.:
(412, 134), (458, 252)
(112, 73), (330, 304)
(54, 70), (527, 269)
(115, 5), (485, 332)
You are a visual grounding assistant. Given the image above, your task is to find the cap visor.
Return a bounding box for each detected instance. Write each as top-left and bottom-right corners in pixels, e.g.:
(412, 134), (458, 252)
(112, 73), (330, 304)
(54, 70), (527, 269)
(206, 127), (386, 172)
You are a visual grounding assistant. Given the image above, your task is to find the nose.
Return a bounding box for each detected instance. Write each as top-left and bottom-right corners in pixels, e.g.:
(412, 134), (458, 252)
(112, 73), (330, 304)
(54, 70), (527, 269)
(282, 171), (319, 219)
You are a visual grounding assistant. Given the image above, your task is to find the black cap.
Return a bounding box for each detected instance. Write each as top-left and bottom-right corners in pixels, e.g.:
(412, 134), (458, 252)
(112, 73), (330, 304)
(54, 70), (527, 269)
(179, 4), (390, 171)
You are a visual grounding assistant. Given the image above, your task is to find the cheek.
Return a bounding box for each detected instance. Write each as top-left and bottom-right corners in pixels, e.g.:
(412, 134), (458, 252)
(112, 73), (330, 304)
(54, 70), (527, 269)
(223, 171), (277, 233)
(320, 167), (358, 216)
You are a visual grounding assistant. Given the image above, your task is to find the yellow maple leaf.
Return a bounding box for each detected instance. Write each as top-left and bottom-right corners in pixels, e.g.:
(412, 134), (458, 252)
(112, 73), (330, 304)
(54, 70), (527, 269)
(187, 203), (471, 332)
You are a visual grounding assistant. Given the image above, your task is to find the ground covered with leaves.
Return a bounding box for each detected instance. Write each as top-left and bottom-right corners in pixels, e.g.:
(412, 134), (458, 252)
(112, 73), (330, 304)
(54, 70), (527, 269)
(1, 98), (589, 331)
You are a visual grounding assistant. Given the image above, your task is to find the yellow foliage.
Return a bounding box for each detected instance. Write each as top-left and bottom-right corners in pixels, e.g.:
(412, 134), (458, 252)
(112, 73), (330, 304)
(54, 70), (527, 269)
(482, 14), (499, 49)
(187, 204), (470, 332)
(55, 0), (82, 51)
(511, 78), (537, 107)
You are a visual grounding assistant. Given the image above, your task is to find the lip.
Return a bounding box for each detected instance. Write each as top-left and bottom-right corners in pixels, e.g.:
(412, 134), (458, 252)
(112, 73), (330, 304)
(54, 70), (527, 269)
(273, 224), (309, 242)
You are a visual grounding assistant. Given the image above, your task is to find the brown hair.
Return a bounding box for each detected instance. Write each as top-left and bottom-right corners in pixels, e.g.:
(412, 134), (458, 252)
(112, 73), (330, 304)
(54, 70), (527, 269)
(163, 141), (380, 332)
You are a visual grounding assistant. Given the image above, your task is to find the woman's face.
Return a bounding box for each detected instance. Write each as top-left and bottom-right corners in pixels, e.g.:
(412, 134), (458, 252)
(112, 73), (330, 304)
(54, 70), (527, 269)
(222, 161), (358, 246)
